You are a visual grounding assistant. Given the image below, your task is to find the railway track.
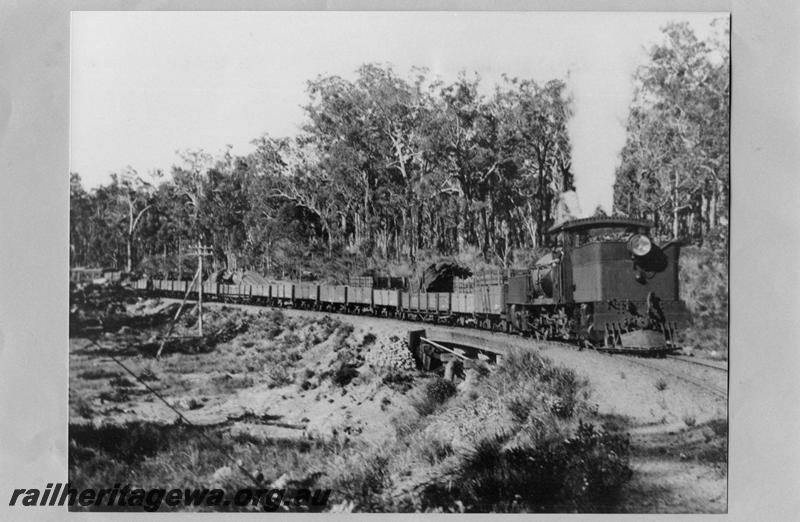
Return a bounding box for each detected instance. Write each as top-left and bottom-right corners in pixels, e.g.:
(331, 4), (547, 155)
(667, 354), (728, 372)
(621, 355), (728, 399)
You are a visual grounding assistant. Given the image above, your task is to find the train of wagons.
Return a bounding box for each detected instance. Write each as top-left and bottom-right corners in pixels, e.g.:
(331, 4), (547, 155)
(134, 217), (691, 355)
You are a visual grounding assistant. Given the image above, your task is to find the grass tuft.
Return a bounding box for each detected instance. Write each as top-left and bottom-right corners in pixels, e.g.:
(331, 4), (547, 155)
(412, 377), (457, 416)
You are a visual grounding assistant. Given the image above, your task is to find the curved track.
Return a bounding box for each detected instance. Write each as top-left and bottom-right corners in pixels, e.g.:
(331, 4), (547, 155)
(667, 354), (728, 372)
(155, 294), (727, 402)
(621, 355), (727, 399)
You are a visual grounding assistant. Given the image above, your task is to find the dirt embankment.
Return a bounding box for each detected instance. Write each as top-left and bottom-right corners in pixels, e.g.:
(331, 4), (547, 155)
(209, 303), (729, 513)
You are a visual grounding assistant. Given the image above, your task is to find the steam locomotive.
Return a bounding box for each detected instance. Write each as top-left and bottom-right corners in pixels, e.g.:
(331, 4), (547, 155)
(506, 216), (690, 352)
(137, 217), (690, 355)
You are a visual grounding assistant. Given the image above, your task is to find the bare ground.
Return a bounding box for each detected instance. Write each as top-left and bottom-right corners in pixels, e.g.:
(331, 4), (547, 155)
(70, 303), (420, 445)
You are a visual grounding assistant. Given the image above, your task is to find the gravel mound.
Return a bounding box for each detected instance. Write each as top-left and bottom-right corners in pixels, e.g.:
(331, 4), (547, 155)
(364, 337), (416, 372)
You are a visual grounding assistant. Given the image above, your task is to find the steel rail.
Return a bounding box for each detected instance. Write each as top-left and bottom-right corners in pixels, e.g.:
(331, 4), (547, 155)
(666, 354), (728, 372)
(621, 355), (728, 399)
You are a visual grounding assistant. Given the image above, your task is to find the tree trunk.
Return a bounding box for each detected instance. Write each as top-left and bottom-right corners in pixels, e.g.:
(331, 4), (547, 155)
(479, 206), (488, 255)
(672, 171), (680, 239)
(126, 235), (133, 273)
(709, 185), (718, 229)
(416, 205), (423, 253)
(362, 170), (371, 248)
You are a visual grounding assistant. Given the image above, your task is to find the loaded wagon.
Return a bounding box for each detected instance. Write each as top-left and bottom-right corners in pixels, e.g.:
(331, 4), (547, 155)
(474, 283), (506, 329)
(450, 292), (475, 326)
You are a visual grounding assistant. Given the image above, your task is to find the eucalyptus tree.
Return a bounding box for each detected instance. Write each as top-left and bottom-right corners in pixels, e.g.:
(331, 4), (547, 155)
(614, 20), (730, 242)
(170, 148), (251, 270)
(303, 64), (443, 260)
(491, 77), (574, 249)
(117, 167), (155, 272)
(242, 135), (291, 273)
(69, 173), (94, 266)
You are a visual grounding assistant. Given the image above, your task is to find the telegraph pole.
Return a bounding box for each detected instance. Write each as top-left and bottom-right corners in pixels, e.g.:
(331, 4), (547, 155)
(191, 242), (213, 337)
(155, 242), (211, 359)
(198, 241), (204, 335)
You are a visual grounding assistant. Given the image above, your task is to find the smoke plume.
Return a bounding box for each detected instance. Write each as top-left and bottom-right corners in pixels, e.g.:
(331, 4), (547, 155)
(566, 32), (641, 217)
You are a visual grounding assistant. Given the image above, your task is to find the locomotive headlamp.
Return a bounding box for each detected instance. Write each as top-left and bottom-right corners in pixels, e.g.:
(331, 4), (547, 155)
(628, 234), (652, 257)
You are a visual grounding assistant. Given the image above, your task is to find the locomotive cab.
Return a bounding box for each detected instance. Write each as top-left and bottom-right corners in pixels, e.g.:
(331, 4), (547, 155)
(551, 218), (677, 303)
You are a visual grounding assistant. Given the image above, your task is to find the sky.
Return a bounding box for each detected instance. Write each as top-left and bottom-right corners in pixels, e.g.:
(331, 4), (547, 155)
(70, 11), (727, 215)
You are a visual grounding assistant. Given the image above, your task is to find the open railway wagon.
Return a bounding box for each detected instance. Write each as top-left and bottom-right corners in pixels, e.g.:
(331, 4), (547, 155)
(472, 272), (506, 330)
(400, 291), (451, 322)
(251, 284), (270, 305)
(269, 281), (294, 307)
(295, 282), (320, 309)
(131, 278), (149, 291)
(318, 285), (347, 312)
(373, 288), (401, 317)
(218, 283), (251, 304)
(347, 287), (373, 314)
(450, 291), (475, 326)
(347, 275), (407, 316)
